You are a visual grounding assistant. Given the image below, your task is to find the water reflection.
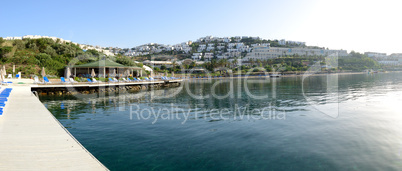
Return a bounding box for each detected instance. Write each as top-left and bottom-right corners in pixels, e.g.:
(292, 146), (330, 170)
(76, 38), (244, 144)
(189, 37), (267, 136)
(40, 72), (402, 170)
(42, 72), (402, 122)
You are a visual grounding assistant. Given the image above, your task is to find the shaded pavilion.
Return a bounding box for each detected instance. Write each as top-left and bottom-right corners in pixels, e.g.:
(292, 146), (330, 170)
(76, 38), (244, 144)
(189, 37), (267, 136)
(66, 59), (143, 78)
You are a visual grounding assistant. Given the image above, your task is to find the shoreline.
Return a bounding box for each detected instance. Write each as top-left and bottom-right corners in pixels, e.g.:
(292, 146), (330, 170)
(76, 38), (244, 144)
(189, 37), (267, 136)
(183, 71), (398, 80)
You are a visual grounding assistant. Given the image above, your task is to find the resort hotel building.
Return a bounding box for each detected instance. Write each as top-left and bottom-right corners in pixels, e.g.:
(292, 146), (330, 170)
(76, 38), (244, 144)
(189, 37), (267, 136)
(244, 44), (348, 60)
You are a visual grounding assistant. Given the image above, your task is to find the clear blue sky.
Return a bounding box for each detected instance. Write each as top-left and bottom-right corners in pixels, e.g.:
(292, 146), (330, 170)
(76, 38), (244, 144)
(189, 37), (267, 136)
(1, 0), (401, 54)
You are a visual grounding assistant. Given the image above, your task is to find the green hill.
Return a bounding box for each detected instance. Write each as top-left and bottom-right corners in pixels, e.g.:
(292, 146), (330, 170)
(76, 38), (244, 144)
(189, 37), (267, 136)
(0, 37), (138, 77)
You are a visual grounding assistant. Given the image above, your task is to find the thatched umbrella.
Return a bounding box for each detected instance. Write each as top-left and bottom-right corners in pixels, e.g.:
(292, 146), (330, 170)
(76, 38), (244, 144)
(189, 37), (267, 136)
(66, 67), (72, 78)
(91, 69), (96, 78)
(0, 68), (3, 82)
(41, 67), (46, 77)
(127, 70), (131, 77)
(3, 65), (6, 77)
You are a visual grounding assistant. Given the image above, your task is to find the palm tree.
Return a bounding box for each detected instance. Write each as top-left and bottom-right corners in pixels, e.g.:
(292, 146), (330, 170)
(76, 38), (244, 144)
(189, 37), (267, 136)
(217, 59), (223, 68)
(232, 58), (238, 68)
(221, 59), (227, 68)
(172, 61), (176, 71)
(256, 59), (262, 67)
(190, 61), (196, 69)
(249, 58), (255, 67)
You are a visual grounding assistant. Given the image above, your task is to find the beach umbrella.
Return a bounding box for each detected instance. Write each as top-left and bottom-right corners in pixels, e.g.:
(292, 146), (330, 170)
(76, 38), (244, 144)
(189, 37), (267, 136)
(41, 67), (46, 77)
(3, 65), (6, 77)
(0, 68), (3, 81)
(66, 67), (71, 78)
(113, 69), (116, 77)
(12, 65), (15, 73)
(91, 69), (96, 77)
(124, 70), (129, 77)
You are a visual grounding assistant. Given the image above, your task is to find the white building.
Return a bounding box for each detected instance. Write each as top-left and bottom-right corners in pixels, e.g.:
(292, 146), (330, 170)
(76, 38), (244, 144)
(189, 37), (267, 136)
(206, 44), (215, 51)
(204, 53), (214, 60)
(143, 60), (173, 68)
(389, 53), (402, 59)
(192, 53), (203, 60)
(365, 52), (387, 58)
(378, 61), (400, 65)
(217, 46), (225, 50)
(279, 39), (286, 45)
(279, 39), (306, 46)
(228, 43), (236, 49)
(197, 44), (206, 52)
(3, 37), (22, 40)
(227, 48), (239, 53)
(183, 47), (192, 53)
(244, 44), (348, 60)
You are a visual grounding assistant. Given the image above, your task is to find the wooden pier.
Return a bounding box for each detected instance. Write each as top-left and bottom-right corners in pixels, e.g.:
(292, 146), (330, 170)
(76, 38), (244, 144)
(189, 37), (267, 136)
(0, 86), (108, 170)
(31, 80), (183, 95)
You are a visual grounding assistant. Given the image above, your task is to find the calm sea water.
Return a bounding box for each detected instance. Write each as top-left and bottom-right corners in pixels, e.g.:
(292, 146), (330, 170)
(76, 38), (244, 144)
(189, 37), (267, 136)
(41, 72), (402, 171)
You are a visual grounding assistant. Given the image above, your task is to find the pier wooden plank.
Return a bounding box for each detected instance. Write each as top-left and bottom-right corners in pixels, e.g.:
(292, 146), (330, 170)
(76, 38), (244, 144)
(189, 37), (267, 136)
(0, 86), (108, 170)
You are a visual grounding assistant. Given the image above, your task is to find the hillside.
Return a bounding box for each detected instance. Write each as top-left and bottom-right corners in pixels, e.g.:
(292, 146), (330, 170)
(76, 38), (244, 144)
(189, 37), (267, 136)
(0, 37), (138, 77)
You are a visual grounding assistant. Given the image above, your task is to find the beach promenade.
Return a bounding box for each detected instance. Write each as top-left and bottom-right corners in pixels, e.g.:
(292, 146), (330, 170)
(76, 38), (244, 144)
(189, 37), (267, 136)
(0, 86), (108, 170)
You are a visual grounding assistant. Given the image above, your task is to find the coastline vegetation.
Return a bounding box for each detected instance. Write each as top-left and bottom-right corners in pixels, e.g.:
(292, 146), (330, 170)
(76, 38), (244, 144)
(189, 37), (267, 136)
(0, 36), (387, 78)
(0, 37), (141, 77)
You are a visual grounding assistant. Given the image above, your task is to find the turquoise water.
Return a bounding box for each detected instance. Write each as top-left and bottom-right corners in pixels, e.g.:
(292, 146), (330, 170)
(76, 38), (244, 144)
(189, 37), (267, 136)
(41, 72), (402, 170)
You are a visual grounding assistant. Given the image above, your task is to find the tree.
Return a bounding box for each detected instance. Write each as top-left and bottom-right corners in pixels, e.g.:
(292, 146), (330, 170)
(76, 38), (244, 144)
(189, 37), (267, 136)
(190, 61), (196, 69)
(13, 40), (25, 50)
(265, 65), (272, 72)
(35, 53), (52, 67)
(44, 45), (57, 57)
(0, 46), (13, 60)
(0, 37), (5, 46)
(172, 61), (176, 69)
(249, 58), (255, 66)
(86, 49), (100, 56)
(136, 62), (143, 67)
(116, 56), (135, 66)
(232, 58), (238, 68)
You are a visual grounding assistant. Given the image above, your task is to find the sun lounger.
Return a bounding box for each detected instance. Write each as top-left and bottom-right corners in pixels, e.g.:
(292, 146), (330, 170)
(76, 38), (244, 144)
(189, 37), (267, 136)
(86, 78), (94, 83)
(33, 76), (42, 84)
(92, 78), (101, 83)
(108, 78), (118, 82)
(1, 81), (12, 85)
(43, 76), (51, 84)
(69, 78), (78, 83)
(60, 77), (70, 83)
(0, 88), (12, 115)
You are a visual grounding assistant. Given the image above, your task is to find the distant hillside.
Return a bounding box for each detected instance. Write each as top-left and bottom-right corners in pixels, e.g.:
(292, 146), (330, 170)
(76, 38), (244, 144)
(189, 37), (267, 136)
(0, 37), (138, 77)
